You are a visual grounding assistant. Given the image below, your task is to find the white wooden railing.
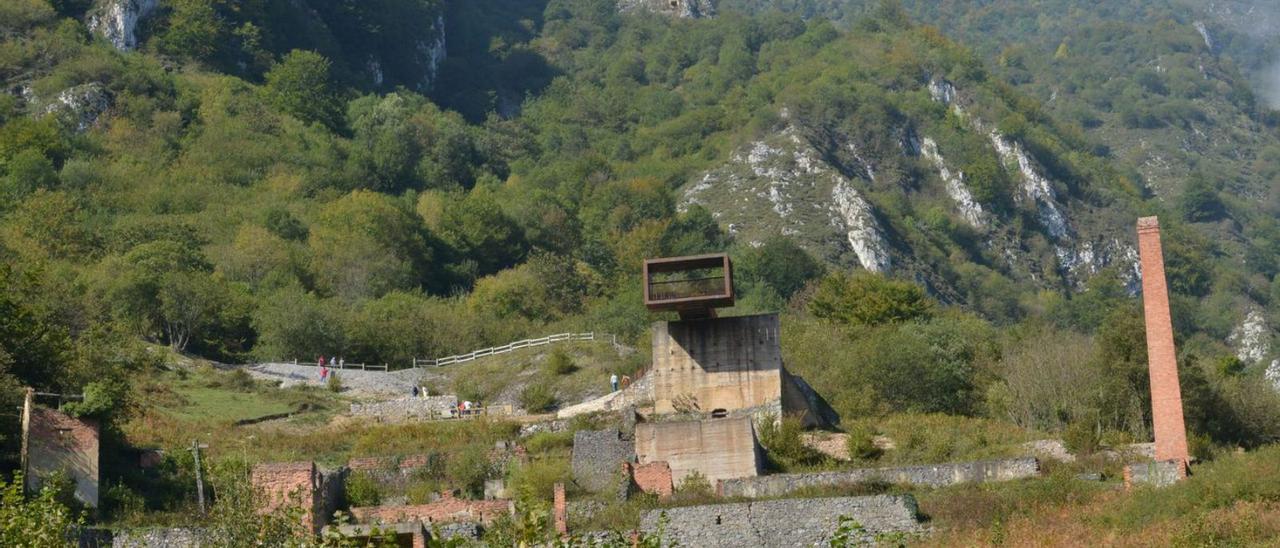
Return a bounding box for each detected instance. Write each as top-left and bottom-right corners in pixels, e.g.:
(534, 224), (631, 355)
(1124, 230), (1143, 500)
(413, 332), (606, 368)
(267, 332), (614, 372)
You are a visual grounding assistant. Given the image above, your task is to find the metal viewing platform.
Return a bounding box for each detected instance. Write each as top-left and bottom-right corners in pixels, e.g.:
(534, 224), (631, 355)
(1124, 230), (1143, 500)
(643, 253), (733, 319)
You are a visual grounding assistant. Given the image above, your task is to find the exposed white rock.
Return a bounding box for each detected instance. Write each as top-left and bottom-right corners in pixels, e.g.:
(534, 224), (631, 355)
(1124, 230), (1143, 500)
(920, 137), (987, 228)
(367, 56), (385, 88)
(41, 83), (112, 132)
(1267, 360), (1280, 392)
(928, 78), (958, 106)
(1194, 21), (1215, 51)
(1229, 309), (1270, 364)
(88, 0), (160, 51)
(831, 180), (892, 272)
(616, 0), (715, 18)
(415, 14), (447, 91)
(989, 131), (1070, 239)
(685, 122), (891, 270)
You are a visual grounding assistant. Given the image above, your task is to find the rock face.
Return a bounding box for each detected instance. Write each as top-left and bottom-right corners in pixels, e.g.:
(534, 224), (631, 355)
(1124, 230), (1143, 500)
(88, 0), (160, 51)
(919, 136), (987, 228)
(415, 13), (447, 91)
(618, 0), (715, 18)
(683, 125), (892, 272)
(41, 83), (113, 132)
(1229, 308), (1270, 364)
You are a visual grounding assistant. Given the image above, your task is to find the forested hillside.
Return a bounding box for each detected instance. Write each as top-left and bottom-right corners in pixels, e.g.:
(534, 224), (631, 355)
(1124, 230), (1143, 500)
(2, 0), (1280, 529)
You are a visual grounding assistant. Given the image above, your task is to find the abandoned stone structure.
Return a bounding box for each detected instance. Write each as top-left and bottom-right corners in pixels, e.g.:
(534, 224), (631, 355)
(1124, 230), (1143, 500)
(570, 428), (635, 492)
(349, 492), (513, 525)
(635, 416), (763, 486)
(1128, 217), (1190, 485)
(349, 395), (458, 421)
(251, 461), (346, 534)
(624, 461), (674, 499)
(640, 495), (924, 546)
(718, 457), (1040, 498)
(21, 390), (100, 508)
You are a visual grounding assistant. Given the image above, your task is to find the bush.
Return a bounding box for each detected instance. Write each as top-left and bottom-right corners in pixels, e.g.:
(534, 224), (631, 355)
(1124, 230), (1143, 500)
(344, 472), (381, 507)
(544, 349), (577, 375)
(446, 446), (492, 498)
(673, 471), (714, 503)
(520, 381), (557, 413)
(757, 413), (825, 469)
(1062, 420), (1101, 456)
(846, 422), (883, 462)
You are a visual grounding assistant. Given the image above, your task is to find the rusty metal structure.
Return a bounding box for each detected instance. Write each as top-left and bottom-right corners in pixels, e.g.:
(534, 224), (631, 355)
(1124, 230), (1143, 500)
(643, 253), (733, 319)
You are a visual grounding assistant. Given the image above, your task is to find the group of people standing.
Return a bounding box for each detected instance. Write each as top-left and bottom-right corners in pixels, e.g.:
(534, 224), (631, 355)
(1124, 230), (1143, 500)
(316, 355), (344, 381)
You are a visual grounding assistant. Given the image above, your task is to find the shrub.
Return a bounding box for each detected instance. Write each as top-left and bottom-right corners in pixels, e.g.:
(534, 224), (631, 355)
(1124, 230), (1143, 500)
(673, 471), (714, 503)
(757, 413), (825, 469)
(520, 381), (557, 413)
(1062, 420), (1101, 456)
(846, 422), (883, 462)
(344, 472), (381, 507)
(544, 348), (577, 375)
(808, 271), (934, 327)
(327, 372), (343, 393)
(446, 446), (492, 498)
(405, 480), (442, 505)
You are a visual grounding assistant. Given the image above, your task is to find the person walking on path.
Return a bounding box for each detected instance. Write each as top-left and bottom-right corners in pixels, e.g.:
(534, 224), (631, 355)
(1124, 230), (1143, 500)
(320, 365), (329, 382)
(610, 373), (619, 392)
(339, 357), (345, 369)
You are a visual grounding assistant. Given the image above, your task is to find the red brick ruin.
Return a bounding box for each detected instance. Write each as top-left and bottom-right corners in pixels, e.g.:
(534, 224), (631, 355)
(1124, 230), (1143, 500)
(1136, 217), (1190, 470)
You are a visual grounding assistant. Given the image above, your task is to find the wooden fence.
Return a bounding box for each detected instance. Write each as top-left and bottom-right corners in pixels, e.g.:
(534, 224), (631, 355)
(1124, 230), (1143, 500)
(413, 332), (604, 368)
(270, 332), (612, 372)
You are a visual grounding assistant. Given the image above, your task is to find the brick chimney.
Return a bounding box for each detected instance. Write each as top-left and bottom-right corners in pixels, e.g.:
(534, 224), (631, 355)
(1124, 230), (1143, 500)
(1136, 217), (1190, 466)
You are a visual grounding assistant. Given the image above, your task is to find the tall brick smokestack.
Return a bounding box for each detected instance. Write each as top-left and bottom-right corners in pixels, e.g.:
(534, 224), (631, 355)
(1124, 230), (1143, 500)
(1136, 217), (1190, 465)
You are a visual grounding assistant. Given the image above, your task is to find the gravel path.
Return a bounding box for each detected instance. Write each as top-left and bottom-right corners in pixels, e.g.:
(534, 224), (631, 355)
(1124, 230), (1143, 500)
(244, 362), (425, 397)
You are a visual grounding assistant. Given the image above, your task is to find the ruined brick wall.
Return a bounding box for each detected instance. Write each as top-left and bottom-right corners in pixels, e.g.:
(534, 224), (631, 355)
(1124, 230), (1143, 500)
(639, 495), (923, 547)
(26, 407), (100, 507)
(350, 493), (513, 525)
(652, 314), (784, 414)
(252, 462), (322, 532)
(718, 457), (1040, 498)
(630, 462), (673, 499)
(634, 416), (761, 485)
(571, 429), (633, 492)
(1137, 217), (1190, 464)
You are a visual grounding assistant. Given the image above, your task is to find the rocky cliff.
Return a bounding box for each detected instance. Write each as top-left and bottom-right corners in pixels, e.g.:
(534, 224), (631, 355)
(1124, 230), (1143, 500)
(618, 0), (716, 18)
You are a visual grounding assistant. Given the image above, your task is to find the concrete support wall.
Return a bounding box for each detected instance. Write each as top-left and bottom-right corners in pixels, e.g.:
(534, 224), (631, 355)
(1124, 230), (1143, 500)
(25, 406), (100, 508)
(1137, 217), (1190, 464)
(634, 417), (761, 485)
(652, 314), (784, 414)
(639, 495), (922, 547)
(718, 457), (1040, 498)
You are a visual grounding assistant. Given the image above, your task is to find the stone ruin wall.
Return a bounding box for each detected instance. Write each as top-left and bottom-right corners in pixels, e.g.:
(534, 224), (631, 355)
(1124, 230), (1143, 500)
(350, 492), (513, 526)
(26, 406), (100, 508)
(718, 457), (1040, 498)
(639, 495), (923, 547)
(349, 395), (458, 421)
(570, 428), (634, 493)
(251, 462), (344, 534)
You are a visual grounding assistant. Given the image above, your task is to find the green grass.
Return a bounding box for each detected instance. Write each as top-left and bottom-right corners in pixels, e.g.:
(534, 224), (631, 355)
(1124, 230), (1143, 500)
(166, 384), (294, 422)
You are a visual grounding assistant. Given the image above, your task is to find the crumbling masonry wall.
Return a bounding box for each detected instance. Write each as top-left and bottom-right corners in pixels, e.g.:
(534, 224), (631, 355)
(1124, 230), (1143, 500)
(25, 406), (100, 507)
(252, 462), (342, 534)
(571, 428), (634, 492)
(350, 492), (513, 525)
(639, 495), (923, 547)
(634, 416), (762, 485)
(718, 457), (1040, 498)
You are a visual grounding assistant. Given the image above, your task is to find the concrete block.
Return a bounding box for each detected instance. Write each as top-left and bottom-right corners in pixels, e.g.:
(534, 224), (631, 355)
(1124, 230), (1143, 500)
(639, 495), (923, 547)
(634, 416), (762, 486)
(1123, 459), (1187, 489)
